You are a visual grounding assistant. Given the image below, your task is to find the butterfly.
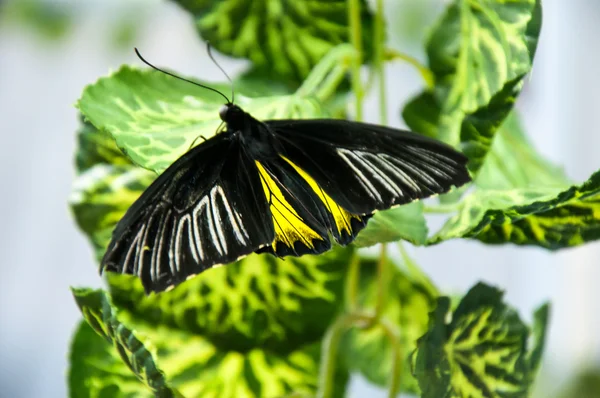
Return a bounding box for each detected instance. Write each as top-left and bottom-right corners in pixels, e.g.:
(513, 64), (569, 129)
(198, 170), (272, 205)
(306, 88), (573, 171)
(100, 49), (472, 293)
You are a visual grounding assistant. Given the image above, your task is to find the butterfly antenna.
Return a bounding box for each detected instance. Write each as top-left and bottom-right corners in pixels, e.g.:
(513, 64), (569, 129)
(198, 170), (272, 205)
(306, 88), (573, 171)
(134, 48), (231, 104)
(206, 42), (234, 104)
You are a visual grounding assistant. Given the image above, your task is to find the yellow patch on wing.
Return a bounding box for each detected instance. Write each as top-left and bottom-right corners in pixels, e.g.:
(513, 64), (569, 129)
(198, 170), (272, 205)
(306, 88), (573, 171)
(282, 156), (359, 238)
(255, 162), (323, 251)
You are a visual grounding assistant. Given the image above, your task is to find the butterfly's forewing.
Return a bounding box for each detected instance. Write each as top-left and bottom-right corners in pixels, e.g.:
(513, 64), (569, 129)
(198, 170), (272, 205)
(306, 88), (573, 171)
(101, 135), (274, 292)
(267, 119), (471, 214)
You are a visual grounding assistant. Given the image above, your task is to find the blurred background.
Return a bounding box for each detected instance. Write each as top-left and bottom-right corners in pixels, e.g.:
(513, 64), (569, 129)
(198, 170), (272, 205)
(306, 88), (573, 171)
(1, 0), (599, 397)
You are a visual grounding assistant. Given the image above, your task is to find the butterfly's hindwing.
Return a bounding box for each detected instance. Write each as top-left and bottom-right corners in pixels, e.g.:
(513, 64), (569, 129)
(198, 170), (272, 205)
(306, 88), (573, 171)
(268, 119), (471, 214)
(254, 154), (370, 257)
(279, 156), (369, 245)
(101, 137), (274, 292)
(255, 159), (331, 256)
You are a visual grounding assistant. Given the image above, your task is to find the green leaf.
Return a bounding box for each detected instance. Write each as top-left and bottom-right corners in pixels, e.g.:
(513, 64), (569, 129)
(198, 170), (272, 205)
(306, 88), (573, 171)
(528, 303), (550, 374)
(72, 287), (348, 398)
(413, 282), (549, 398)
(432, 170), (600, 249)
(78, 66), (328, 173)
(71, 288), (180, 397)
(131, 321), (348, 398)
(401, 91), (439, 139)
(234, 67), (297, 97)
(107, 247), (352, 352)
(476, 113), (570, 190)
(353, 202), (428, 247)
(474, 171), (600, 249)
(339, 256), (437, 394)
(69, 164), (154, 261)
(172, 0), (375, 82)
(68, 320), (155, 398)
(430, 186), (561, 244)
(75, 117), (132, 173)
(404, 0), (542, 175)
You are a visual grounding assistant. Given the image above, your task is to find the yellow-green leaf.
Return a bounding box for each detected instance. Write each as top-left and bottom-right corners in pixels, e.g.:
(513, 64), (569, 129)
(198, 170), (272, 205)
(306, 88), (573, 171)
(68, 320), (155, 398)
(405, 0), (542, 175)
(70, 287), (349, 398)
(71, 288), (180, 397)
(413, 282), (549, 398)
(107, 247), (352, 352)
(432, 170), (600, 249)
(69, 163), (154, 261)
(473, 170), (600, 249)
(353, 202), (428, 247)
(172, 0), (375, 82)
(77, 66), (326, 174)
(476, 113), (570, 190)
(75, 117), (132, 173)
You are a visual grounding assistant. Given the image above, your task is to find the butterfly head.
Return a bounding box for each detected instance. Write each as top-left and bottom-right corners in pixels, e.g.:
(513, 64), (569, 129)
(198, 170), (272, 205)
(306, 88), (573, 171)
(219, 103), (246, 130)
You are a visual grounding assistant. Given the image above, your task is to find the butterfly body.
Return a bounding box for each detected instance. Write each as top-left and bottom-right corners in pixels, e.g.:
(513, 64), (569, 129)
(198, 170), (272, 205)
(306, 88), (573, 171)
(101, 102), (471, 293)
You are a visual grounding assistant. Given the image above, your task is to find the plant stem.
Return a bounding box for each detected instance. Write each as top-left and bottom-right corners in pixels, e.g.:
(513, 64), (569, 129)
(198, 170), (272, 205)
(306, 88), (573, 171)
(375, 243), (403, 395)
(374, 244), (388, 319)
(345, 251), (361, 312)
(375, 0), (387, 125)
(373, 0), (389, 320)
(385, 48), (435, 89)
(317, 312), (372, 398)
(348, 0), (364, 121)
(379, 318), (403, 398)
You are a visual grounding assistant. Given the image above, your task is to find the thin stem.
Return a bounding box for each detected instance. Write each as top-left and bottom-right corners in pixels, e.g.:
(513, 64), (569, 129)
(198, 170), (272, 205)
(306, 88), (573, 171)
(379, 318), (403, 398)
(375, 0), (387, 125)
(345, 251), (361, 312)
(385, 48), (435, 90)
(374, 244), (388, 319)
(348, 0), (364, 121)
(317, 312), (373, 398)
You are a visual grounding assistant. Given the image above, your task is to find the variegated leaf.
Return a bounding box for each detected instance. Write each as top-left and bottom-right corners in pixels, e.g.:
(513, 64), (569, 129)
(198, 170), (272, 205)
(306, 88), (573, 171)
(69, 320), (156, 398)
(75, 117), (132, 173)
(77, 67), (326, 173)
(70, 288), (348, 398)
(404, 0), (542, 175)
(70, 163), (155, 261)
(171, 0), (375, 82)
(413, 282), (549, 398)
(432, 170), (600, 249)
(71, 288), (180, 397)
(107, 247), (351, 350)
(475, 113), (570, 190)
(353, 202), (428, 247)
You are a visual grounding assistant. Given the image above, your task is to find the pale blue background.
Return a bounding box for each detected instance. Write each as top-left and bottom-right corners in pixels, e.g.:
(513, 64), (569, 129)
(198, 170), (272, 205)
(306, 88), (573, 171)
(1, 0), (599, 397)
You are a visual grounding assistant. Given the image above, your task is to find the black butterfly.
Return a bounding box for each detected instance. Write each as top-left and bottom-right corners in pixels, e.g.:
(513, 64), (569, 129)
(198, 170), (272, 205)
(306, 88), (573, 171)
(100, 50), (471, 293)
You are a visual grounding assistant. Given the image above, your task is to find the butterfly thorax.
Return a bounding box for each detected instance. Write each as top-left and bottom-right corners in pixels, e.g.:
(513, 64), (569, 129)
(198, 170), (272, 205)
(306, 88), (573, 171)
(220, 103), (280, 159)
